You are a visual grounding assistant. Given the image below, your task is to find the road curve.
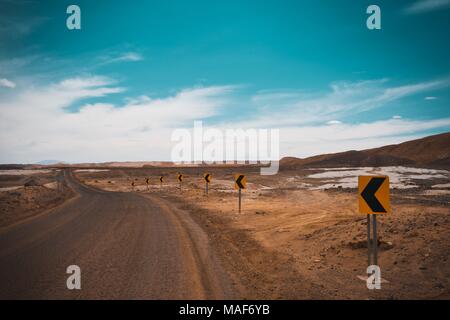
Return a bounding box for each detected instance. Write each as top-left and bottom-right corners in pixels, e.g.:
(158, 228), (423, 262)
(0, 170), (234, 299)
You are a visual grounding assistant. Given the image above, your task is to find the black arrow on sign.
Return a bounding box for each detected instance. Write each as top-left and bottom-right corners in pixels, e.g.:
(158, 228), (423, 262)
(159, 176), (163, 183)
(236, 175), (245, 189)
(361, 177), (386, 213)
(204, 174), (210, 183)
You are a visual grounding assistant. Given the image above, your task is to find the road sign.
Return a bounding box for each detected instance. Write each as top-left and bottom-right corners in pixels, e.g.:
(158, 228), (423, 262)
(358, 176), (390, 214)
(159, 176), (164, 183)
(145, 178), (150, 184)
(177, 174), (183, 182)
(234, 174), (246, 190)
(204, 173), (211, 195)
(234, 174), (246, 213)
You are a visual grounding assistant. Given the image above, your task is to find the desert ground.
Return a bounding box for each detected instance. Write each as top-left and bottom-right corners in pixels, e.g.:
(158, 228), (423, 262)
(0, 164), (448, 299)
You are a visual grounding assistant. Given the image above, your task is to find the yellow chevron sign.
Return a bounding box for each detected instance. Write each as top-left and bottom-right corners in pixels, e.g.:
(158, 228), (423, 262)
(358, 176), (390, 214)
(234, 174), (246, 190)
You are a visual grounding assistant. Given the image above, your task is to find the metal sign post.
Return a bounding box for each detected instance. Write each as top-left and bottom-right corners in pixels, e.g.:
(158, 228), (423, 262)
(366, 214), (378, 275)
(367, 214), (371, 267)
(359, 176), (390, 282)
(238, 188), (241, 213)
(372, 214), (378, 266)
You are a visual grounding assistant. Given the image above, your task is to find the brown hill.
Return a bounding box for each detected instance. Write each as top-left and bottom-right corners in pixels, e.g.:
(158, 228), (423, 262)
(280, 132), (450, 170)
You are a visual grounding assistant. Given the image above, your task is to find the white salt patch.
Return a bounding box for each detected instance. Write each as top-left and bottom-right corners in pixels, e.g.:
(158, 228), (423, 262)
(0, 186), (22, 192)
(408, 174), (447, 180)
(74, 169), (110, 172)
(432, 183), (450, 189)
(43, 182), (58, 190)
(307, 169), (372, 179)
(307, 166), (448, 190)
(382, 166), (448, 175)
(310, 183), (356, 190)
(0, 169), (53, 175)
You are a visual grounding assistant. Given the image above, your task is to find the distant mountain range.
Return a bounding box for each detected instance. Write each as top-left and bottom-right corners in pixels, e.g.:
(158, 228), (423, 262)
(3, 132), (447, 170)
(36, 160), (66, 165)
(280, 132), (450, 170)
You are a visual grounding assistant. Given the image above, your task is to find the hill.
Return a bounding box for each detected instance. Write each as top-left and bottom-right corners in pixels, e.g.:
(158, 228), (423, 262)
(280, 132), (450, 170)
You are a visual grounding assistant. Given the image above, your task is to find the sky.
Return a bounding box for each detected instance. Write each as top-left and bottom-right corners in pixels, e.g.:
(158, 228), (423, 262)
(0, 0), (449, 163)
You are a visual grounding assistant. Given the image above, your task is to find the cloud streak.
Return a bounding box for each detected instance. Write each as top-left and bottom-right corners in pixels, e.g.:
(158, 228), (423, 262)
(97, 52), (144, 66)
(0, 78), (16, 88)
(404, 0), (450, 14)
(238, 78), (450, 128)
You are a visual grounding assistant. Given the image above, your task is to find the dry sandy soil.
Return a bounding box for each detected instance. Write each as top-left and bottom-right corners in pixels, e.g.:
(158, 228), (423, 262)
(0, 169), (74, 229)
(0, 165), (449, 299)
(72, 165), (450, 299)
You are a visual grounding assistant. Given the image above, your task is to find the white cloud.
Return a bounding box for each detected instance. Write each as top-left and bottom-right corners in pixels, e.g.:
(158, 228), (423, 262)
(404, 0), (450, 14)
(425, 96), (437, 100)
(117, 52), (143, 62)
(327, 120), (342, 125)
(0, 78), (16, 88)
(392, 115), (402, 119)
(0, 75), (449, 163)
(0, 76), (235, 163)
(99, 52), (144, 66)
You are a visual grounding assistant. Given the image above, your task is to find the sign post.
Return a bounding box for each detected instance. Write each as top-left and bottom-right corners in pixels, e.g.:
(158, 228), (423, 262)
(234, 174), (246, 213)
(159, 176), (164, 191)
(373, 214), (378, 266)
(367, 214), (371, 267)
(359, 176), (390, 280)
(204, 173), (211, 196)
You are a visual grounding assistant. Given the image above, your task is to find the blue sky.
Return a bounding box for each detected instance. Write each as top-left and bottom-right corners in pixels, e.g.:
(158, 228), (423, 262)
(0, 0), (449, 163)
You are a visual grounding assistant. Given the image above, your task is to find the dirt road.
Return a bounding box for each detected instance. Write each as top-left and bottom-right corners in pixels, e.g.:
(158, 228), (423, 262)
(0, 170), (234, 299)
